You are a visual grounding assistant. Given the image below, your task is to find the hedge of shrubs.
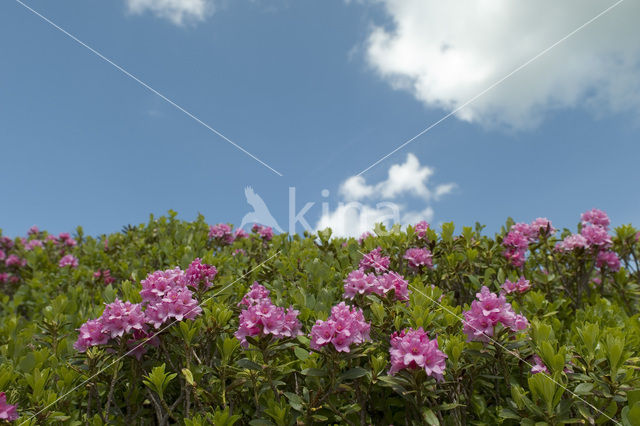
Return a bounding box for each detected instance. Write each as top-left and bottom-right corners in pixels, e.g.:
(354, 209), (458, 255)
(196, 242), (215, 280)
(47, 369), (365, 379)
(1, 209), (639, 425)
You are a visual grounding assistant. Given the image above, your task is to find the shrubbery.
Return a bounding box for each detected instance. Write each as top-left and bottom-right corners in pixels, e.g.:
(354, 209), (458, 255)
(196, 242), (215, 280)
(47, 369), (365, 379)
(1, 209), (639, 425)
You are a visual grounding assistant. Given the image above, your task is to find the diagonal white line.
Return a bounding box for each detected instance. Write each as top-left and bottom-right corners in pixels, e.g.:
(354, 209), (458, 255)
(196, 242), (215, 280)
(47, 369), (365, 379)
(14, 0), (284, 177)
(356, 249), (621, 425)
(356, 0), (625, 177)
(19, 250), (282, 425)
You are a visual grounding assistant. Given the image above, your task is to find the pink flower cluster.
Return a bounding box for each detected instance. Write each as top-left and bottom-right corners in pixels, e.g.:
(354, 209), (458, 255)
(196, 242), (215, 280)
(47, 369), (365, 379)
(252, 224), (274, 241)
(94, 269), (115, 285)
(57, 232), (78, 247)
(141, 266), (202, 329)
(75, 260), (211, 355)
(59, 254), (79, 268)
(343, 269), (409, 301)
(556, 211), (616, 267)
(24, 239), (44, 251)
(596, 250), (621, 271)
(209, 223), (235, 244)
(403, 247), (434, 270)
(185, 258), (218, 289)
(359, 247), (390, 273)
(0, 392), (18, 421)
(501, 277), (531, 294)
(413, 221), (430, 241)
(462, 286), (529, 342)
(5, 254), (26, 268)
(503, 218), (556, 267)
(0, 250), (4, 261)
(388, 327), (447, 380)
(235, 283), (302, 347)
(310, 302), (371, 352)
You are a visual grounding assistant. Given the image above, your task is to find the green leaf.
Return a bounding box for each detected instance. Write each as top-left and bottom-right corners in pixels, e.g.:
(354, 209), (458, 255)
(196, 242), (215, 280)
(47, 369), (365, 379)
(338, 367), (368, 382)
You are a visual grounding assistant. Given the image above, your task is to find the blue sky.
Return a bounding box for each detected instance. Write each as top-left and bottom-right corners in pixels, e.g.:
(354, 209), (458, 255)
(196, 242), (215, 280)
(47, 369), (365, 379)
(1, 0), (639, 238)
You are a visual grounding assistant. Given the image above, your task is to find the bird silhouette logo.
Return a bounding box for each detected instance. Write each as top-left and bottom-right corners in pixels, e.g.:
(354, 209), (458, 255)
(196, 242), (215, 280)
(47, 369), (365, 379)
(240, 186), (284, 233)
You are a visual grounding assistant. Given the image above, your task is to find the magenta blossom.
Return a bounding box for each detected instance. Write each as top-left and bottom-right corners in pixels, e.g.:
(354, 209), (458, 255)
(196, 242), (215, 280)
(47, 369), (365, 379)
(235, 287), (301, 347)
(530, 354), (549, 375)
(556, 234), (589, 251)
(529, 218), (556, 238)
(238, 282), (271, 307)
(58, 254), (78, 268)
(140, 267), (187, 305)
(185, 258), (218, 289)
(0, 273), (8, 284)
(343, 269), (377, 299)
(596, 250), (621, 271)
(310, 302), (370, 353)
(358, 232), (373, 244)
(73, 318), (110, 352)
(252, 224), (274, 241)
(24, 239), (43, 251)
(100, 299), (147, 338)
(389, 328), (447, 380)
(5, 255), (26, 268)
(359, 247), (390, 273)
(462, 286), (529, 342)
(581, 208), (610, 230)
(501, 277), (531, 294)
(375, 271), (410, 301)
(413, 221), (430, 241)
(209, 223), (235, 244)
(0, 392), (18, 421)
(0, 250), (5, 261)
(403, 247), (434, 270)
(234, 229), (249, 240)
(580, 225), (612, 248)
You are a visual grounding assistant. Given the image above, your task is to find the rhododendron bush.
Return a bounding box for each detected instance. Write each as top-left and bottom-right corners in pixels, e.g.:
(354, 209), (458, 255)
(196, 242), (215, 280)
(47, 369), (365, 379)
(1, 210), (640, 425)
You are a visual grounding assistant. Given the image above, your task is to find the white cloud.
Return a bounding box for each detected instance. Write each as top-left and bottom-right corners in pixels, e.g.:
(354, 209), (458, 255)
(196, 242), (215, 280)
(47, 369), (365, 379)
(125, 0), (213, 25)
(365, 0), (640, 129)
(319, 153), (453, 237)
(339, 153), (454, 201)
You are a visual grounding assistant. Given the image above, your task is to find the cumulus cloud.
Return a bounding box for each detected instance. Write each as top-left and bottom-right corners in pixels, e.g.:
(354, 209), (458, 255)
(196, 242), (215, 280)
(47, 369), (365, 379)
(365, 0), (640, 129)
(318, 154), (453, 237)
(340, 153), (454, 201)
(125, 0), (213, 25)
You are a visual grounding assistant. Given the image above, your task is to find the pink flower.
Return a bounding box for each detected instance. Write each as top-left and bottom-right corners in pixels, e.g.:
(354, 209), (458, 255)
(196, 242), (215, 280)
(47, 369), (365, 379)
(462, 286), (529, 342)
(580, 225), (612, 248)
(209, 224), (235, 244)
(343, 269), (377, 299)
(252, 224), (274, 241)
(100, 299), (147, 338)
(530, 354), (549, 375)
(140, 267), (186, 305)
(375, 271), (410, 301)
(529, 218), (556, 238)
(234, 229), (249, 239)
(359, 247), (390, 273)
(388, 328), (447, 380)
(58, 254), (79, 268)
(232, 248), (247, 256)
(511, 223), (534, 241)
(0, 273), (8, 284)
(0, 250), (5, 261)
(238, 282), (271, 307)
(556, 234), (588, 251)
(414, 221), (430, 241)
(581, 208), (610, 230)
(5, 255), (26, 268)
(73, 318), (110, 352)
(24, 239), (43, 251)
(28, 225), (40, 235)
(0, 392), (18, 421)
(403, 247), (434, 270)
(235, 288), (301, 347)
(596, 250), (621, 271)
(501, 277), (531, 294)
(58, 233), (77, 247)
(310, 302), (370, 353)
(358, 232), (373, 244)
(185, 258), (218, 289)
(502, 230), (529, 266)
(0, 237), (14, 250)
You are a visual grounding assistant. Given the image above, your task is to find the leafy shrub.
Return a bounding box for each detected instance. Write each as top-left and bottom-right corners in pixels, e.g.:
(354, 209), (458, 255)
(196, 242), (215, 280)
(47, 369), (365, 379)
(0, 210), (639, 425)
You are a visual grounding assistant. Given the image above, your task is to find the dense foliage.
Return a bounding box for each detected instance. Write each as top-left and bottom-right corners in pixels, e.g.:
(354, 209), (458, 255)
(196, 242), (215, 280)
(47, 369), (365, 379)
(1, 210), (639, 425)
